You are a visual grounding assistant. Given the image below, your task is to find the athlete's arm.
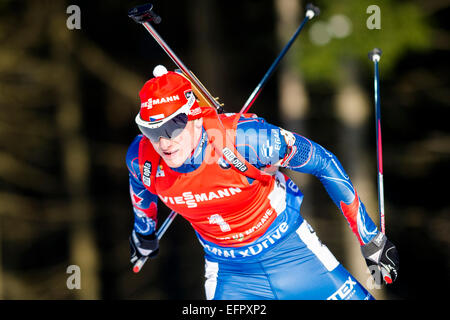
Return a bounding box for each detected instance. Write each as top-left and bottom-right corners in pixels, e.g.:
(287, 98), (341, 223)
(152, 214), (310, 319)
(235, 116), (378, 245)
(126, 135), (159, 236)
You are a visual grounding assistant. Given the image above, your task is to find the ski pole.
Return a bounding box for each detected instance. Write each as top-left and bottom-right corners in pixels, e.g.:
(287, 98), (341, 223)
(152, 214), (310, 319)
(132, 210), (178, 273)
(128, 3), (224, 114)
(241, 3), (320, 114)
(368, 48), (385, 235)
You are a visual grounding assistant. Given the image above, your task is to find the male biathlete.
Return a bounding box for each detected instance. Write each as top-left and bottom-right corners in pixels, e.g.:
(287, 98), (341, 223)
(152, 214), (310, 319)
(126, 67), (399, 300)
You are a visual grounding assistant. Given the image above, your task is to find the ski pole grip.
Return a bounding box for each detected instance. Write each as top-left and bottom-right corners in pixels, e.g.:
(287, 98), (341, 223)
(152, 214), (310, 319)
(133, 257), (148, 273)
(380, 267), (392, 284)
(368, 48), (382, 62)
(128, 3), (162, 24)
(305, 3), (320, 19)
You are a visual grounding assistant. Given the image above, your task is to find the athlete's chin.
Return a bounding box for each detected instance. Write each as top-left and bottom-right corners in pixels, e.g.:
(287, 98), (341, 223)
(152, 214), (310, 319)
(161, 152), (187, 168)
(165, 160), (184, 168)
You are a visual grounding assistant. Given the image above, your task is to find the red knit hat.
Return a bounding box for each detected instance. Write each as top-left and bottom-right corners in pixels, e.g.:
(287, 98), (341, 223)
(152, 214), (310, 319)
(136, 66), (201, 127)
(135, 66), (202, 141)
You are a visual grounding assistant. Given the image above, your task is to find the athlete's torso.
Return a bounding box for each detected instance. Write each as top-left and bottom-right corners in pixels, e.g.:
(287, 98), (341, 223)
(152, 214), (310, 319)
(137, 113), (301, 248)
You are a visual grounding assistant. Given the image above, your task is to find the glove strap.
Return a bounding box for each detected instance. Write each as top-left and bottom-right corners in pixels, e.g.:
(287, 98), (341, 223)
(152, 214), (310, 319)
(360, 232), (386, 264)
(132, 230), (158, 255)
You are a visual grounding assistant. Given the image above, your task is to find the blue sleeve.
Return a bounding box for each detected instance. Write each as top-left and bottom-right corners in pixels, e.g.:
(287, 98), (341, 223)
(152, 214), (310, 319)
(280, 129), (379, 245)
(126, 135), (159, 236)
(235, 116), (287, 169)
(235, 117), (379, 245)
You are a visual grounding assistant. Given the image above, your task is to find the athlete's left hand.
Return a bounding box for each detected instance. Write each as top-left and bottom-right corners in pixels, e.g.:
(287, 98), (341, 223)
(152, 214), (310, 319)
(129, 230), (159, 265)
(361, 232), (399, 285)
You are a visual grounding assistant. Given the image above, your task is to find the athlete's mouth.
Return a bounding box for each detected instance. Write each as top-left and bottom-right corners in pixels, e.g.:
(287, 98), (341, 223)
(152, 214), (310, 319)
(162, 150), (178, 158)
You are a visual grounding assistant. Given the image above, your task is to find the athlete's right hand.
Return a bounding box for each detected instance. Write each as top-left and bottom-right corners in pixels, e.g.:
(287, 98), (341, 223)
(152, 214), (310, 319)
(129, 229), (159, 264)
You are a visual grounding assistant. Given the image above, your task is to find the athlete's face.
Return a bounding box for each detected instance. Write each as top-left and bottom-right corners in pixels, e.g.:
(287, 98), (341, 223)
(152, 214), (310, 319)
(150, 118), (203, 168)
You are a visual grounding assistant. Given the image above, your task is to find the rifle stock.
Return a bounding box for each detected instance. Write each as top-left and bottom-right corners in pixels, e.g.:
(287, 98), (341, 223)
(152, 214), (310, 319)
(175, 69), (224, 113)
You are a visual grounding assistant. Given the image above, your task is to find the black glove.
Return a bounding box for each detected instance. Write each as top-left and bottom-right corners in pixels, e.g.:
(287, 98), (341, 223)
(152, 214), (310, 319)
(129, 229), (159, 265)
(361, 232), (399, 285)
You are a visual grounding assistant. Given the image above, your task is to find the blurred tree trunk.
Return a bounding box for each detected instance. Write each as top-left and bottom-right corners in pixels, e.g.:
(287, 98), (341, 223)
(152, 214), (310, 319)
(275, 0), (310, 130)
(274, 0), (314, 221)
(334, 60), (385, 299)
(49, 2), (99, 299)
(191, 0), (223, 104)
(0, 217), (2, 299)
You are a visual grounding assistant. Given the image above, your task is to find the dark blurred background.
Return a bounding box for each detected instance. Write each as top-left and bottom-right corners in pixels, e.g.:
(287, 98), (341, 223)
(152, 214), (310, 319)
(0, 0), (448, 300)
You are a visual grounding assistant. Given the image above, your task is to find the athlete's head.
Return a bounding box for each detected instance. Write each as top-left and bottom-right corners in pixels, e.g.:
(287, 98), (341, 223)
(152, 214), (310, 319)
(135, 65), (203, 167)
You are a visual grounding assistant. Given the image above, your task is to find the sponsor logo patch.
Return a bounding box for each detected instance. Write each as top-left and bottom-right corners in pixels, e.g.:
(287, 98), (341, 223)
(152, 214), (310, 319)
(327, 276), (357, 300)
(222, 147), (248, 173)
(142, 161), (152, 187)
(141, 95), (180, 109)
(160, 187), (242, 208)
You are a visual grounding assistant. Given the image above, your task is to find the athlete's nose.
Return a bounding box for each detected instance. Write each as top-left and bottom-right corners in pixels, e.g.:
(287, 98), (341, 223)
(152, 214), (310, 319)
(158, 137), (173, 150)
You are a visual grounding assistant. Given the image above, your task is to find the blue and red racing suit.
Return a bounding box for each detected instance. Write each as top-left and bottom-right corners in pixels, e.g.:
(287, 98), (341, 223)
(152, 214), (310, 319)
(126, 114), (378, 300)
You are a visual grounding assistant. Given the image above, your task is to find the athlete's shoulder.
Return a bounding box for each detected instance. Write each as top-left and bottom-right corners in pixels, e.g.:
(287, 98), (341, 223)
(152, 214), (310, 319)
(126, 134), (144, 179)
(236, 114), (283, 132)
(235, 115), (286, 167)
